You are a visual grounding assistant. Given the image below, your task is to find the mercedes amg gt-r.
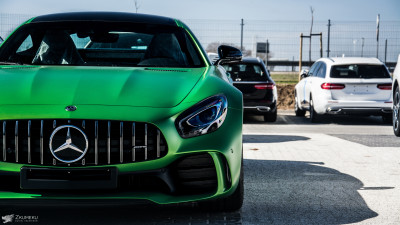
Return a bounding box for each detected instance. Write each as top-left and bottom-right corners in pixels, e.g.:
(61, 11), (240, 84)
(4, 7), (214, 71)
(0, 12), (244, 211)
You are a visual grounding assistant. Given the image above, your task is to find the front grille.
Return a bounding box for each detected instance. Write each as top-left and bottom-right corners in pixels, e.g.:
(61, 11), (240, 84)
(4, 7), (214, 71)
(0, 119), (168, 166)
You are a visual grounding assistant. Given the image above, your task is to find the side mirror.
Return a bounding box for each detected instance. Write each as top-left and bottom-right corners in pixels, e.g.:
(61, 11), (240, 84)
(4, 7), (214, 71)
(214, 45), (242, 65)
(300, 69), (309, 79)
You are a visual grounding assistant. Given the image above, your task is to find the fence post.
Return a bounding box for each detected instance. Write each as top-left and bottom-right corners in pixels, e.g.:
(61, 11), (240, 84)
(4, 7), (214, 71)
(299, 33), (303, 81)
(320, 32), (323, 58)
(240, 19), (244, 51)
(327, 19), (331, 57)
(385, 39), (387, 64)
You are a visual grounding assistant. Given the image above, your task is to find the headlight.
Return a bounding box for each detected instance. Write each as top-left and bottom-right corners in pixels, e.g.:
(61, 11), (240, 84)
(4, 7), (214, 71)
(176, 95), (228, 138)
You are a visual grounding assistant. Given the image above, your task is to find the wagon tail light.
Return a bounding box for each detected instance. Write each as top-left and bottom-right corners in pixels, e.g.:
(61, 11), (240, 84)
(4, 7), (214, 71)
(254, 83), (275, 90)
(321, 83), (345, 90)
(377, 83), (392, 90)
(175, 95), (228, 138)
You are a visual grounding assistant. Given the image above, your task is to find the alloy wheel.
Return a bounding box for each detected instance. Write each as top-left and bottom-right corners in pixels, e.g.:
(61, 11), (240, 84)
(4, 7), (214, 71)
(394, 89), (400, 135)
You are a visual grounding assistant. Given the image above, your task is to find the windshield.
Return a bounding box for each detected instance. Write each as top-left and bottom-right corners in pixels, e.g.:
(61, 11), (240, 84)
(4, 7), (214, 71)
(330, 64), (390, 79)
(0, 22), (204, 68)
(222, 63), (268, 81)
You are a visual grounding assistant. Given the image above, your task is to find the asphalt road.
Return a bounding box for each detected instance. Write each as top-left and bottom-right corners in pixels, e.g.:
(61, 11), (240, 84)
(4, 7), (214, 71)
(1, 111), (399, 225)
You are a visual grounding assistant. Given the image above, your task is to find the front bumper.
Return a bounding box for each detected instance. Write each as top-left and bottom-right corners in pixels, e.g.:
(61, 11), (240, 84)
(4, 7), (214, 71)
(0, 105), (243, 204)
(0, 152), (236, 204)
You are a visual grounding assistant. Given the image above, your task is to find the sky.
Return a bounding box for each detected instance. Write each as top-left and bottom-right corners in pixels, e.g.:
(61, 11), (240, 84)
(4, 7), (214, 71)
(0, 0), (399, 64)
(0, 0), (399, 21)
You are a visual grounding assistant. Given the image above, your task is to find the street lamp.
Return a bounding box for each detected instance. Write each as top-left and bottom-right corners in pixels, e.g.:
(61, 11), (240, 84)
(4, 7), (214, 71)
(353, 39), (358, 56)
(361, 37), (365, 57)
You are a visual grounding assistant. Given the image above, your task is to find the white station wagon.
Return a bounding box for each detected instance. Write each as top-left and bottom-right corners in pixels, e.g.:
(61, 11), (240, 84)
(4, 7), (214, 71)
(295, 57), (393, 122)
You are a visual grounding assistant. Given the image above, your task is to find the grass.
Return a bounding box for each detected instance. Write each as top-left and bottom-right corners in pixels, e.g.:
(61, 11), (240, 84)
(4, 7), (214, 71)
(270, 72), (299, 84)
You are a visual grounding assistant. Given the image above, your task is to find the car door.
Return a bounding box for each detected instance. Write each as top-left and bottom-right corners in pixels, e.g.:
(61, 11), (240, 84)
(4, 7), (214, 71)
(301, 62), (321, 107)
(310, 62), (327, 109)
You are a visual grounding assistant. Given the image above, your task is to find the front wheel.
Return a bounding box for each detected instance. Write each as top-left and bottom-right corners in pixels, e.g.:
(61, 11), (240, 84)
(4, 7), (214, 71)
(294, 92), (306, 117)
(393, 86), (400, 137)
(309, 96), (320, 123)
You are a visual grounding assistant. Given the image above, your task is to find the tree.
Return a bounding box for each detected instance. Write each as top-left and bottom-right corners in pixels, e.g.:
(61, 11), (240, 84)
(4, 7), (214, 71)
(134, 0), (140, 13)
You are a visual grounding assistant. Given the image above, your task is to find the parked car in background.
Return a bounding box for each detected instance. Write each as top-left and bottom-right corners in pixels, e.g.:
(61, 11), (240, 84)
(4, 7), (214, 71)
(222, 57), (278, 122)
(295, 57), (392, 123)
(0, 36), (3, 45)
(393, 55), (400, 136)
(0, 12), (244, 211)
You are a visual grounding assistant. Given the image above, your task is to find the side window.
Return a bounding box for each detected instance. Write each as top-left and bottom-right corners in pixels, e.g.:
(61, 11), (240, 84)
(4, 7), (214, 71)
(315, 63), (327, 78)
(16, 35), (33, 53)
(308, 62), (320, 77)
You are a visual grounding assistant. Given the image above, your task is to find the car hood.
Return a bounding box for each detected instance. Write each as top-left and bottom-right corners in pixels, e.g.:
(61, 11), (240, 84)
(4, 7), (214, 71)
(0, 66), (205, 108)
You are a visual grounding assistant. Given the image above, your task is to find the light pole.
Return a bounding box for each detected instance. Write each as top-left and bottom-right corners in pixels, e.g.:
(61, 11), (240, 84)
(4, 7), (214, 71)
(361, 37), (365, 57)
(353, 39), (358, 56)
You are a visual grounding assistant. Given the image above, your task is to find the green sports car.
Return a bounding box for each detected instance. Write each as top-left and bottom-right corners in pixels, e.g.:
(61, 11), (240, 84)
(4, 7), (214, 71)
(0, 12), (244, 211)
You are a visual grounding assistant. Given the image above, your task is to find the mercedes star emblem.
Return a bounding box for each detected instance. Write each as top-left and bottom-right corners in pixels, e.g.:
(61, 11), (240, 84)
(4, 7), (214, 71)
(65, 105), (77, 111)
(49, 125), (88, 163)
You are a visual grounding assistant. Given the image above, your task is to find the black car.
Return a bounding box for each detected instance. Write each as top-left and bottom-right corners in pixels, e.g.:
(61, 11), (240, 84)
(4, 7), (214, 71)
(222, 57), (278, 122)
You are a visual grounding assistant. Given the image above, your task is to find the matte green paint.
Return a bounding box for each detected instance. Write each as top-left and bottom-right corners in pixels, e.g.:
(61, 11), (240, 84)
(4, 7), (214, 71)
(0, 18), (243, 204)
(0, 66), (204, 108)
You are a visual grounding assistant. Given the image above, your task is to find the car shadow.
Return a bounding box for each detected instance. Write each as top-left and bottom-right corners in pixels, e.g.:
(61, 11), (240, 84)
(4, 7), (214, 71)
(242, 159), (379, 224)
(0, 160), (379, 225)
(244, 134), (310, 143)
(307, 114), (391, 126)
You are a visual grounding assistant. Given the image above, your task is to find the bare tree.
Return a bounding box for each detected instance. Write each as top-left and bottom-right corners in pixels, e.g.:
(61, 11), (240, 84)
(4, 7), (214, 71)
(134, 0), (140, 13)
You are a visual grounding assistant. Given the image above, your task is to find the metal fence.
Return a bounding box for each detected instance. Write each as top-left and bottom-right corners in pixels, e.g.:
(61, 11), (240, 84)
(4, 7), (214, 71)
(1, 13), (399, 71)
(185, 19), (400, 68)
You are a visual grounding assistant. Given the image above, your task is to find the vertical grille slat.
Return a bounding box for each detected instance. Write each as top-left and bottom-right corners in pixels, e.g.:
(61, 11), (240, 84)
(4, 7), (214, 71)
(1, 119), (167, 166)
(28, 120), (31, 164)
(144, 124), (148, 160)
(120, 122), (123, 163)
(15, 121), (18, 163)
(132, 122), (136, 162)
(107, 121), (111, 165)
(157, 130), (160, 158)
(3, 121), (6, 161)
(40, 120), (44, 165)
(94, 120), (98, 165)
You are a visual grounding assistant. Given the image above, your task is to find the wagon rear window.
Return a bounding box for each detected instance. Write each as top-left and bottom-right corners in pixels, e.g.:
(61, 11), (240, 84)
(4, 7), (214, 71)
(330, 65), (390, 79)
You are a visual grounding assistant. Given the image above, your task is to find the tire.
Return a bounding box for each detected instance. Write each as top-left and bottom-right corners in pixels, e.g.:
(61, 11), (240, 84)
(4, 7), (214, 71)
(394, 86), (400, 137)
(309, 96), (319, 123)
(199, 155), (244, 212)
(264, 109), (277, 122)
(294, 92), (306, 117)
